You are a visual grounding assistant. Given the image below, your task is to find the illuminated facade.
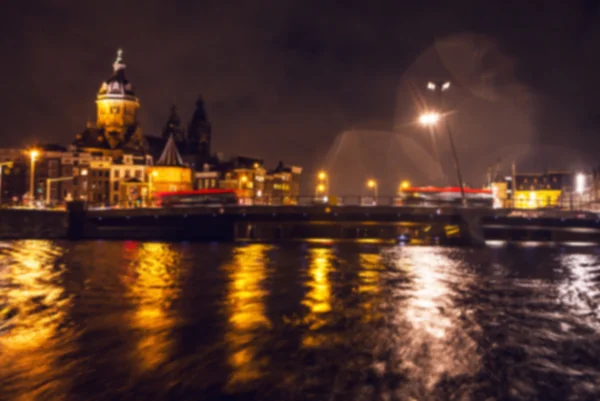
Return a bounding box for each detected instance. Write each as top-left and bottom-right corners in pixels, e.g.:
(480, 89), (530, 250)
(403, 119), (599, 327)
(73, 49), (146, 156)
(264, 162), (302, 204)
(110, 154), (153, 207)
(512, 172), (572, 209)
(149, 135), (193, 197)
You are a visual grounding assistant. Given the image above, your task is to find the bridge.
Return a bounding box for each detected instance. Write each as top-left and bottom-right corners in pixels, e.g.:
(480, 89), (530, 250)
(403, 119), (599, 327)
(67, 202), (600, 245)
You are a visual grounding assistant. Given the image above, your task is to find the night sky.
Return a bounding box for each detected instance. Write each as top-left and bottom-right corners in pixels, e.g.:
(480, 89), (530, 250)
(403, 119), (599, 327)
(1, 0), (599, 193)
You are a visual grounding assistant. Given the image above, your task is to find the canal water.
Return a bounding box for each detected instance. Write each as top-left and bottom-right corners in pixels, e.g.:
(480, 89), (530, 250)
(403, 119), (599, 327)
(0, 241), (599, 400)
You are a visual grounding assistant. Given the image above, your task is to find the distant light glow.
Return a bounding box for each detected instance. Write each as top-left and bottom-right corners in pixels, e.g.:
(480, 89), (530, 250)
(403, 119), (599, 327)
(442, 81), (451, 91)
(419, 112), (441, 126)
(576, 173), (585, 194)
(427, 82), (436, 91)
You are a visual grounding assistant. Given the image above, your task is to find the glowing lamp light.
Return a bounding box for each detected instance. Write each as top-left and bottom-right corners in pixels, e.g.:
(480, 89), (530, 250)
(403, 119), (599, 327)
(318, 171), (327, 180)
(419, 112), (440, 126)
(367, 179), (376, 189)
(317, 184), (325, 192)
(576, 173), (585, 194)
(400, 180), (411, 190)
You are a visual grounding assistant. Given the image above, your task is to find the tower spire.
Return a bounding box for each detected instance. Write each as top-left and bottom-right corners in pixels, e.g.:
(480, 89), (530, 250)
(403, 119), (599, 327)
(113, 48), (126, 72)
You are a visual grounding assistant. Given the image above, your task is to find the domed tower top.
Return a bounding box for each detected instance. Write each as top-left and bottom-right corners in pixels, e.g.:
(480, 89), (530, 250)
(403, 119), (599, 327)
(97, 48), (137, 100)
(95, 48), (141, 138)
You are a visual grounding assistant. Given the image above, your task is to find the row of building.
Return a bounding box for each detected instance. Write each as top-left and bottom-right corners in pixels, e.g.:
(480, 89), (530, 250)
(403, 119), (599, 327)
(489, 169), (596, 209)
(0, 49), (302, 207)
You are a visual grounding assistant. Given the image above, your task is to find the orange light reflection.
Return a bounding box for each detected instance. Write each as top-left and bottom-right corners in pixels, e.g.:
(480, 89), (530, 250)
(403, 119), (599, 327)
(128, 242), (180, 373)
(0, 240), (73, 401)
(224, 244), (271, 389)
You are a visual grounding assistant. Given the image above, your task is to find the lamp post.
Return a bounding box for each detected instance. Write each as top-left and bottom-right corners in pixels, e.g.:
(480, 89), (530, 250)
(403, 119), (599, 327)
(400, 180), (411, 191)
(29, 149), (39, 206)
(0, 161), (13, 205)
(317, 171), (329, 197)
(420, 80), (466, 206)
(367, 179), (378, 204)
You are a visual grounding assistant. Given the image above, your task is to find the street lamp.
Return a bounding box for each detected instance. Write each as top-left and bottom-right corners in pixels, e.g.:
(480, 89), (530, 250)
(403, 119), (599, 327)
(367, 179), (378, 203)
(400, 180), (411, 190)
(420, 80), (466, 206)
(418, 112), (440, 126)
(317, 170), (329, 197)
(29, 149), (39, 206)
(575, 173), (585, 195)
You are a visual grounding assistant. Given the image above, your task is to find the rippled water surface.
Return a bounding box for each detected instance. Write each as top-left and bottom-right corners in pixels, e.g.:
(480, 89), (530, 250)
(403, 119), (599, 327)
(1, 241), (600, 400)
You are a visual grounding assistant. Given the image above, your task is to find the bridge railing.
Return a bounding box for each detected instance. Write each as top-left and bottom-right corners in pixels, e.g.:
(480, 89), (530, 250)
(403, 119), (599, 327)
(237, 196), (600, 212)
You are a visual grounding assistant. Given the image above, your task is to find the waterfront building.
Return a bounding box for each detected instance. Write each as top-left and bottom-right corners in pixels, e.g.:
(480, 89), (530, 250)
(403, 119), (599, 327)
(110, 153), (153, 207)
(195, 163), (220, 190)
(0, 148), (30, 205)
(0, 48), (303, 206)
(512, 171), (573, 208)
(217, 156), (266, 204)
(264, 162), (303, 204)
(148, 135), (193, 199)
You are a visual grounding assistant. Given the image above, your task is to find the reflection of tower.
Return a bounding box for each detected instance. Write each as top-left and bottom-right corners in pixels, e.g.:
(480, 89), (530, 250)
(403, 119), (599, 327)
(161, 105), (186, 153)
(187, 96), (212, 163)
(95, 49), (144, 150)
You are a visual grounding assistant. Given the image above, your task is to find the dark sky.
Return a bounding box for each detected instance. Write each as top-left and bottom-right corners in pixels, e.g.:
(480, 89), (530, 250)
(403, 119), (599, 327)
(1, 0), (599, 193)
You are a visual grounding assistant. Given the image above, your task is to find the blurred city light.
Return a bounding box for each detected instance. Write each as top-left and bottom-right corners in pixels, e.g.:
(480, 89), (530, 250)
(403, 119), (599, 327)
(575, 173), (585, 194)
(419, 112), (440, 126)
(400, 180), (411, 190)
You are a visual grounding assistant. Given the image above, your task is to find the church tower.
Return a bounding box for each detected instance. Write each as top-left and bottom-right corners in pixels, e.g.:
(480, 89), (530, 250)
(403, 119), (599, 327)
(162, 105), (186, 153)
(96, 49), (139, 130)
(73, 49), (146, 156)
(95, 49), (143, 150)
(187, 96), (212, 164)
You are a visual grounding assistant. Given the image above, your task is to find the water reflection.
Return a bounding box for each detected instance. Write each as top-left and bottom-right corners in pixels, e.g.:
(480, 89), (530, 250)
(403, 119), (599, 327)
(358, 252), (382, 323)
(387, 247), (480, 397)
(127, 242), (181, 373)
(224, 244), (271, 389)
(557, 254), (600, 331)
(0, 240), (73, 401)
(298, 248), (336, 349)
